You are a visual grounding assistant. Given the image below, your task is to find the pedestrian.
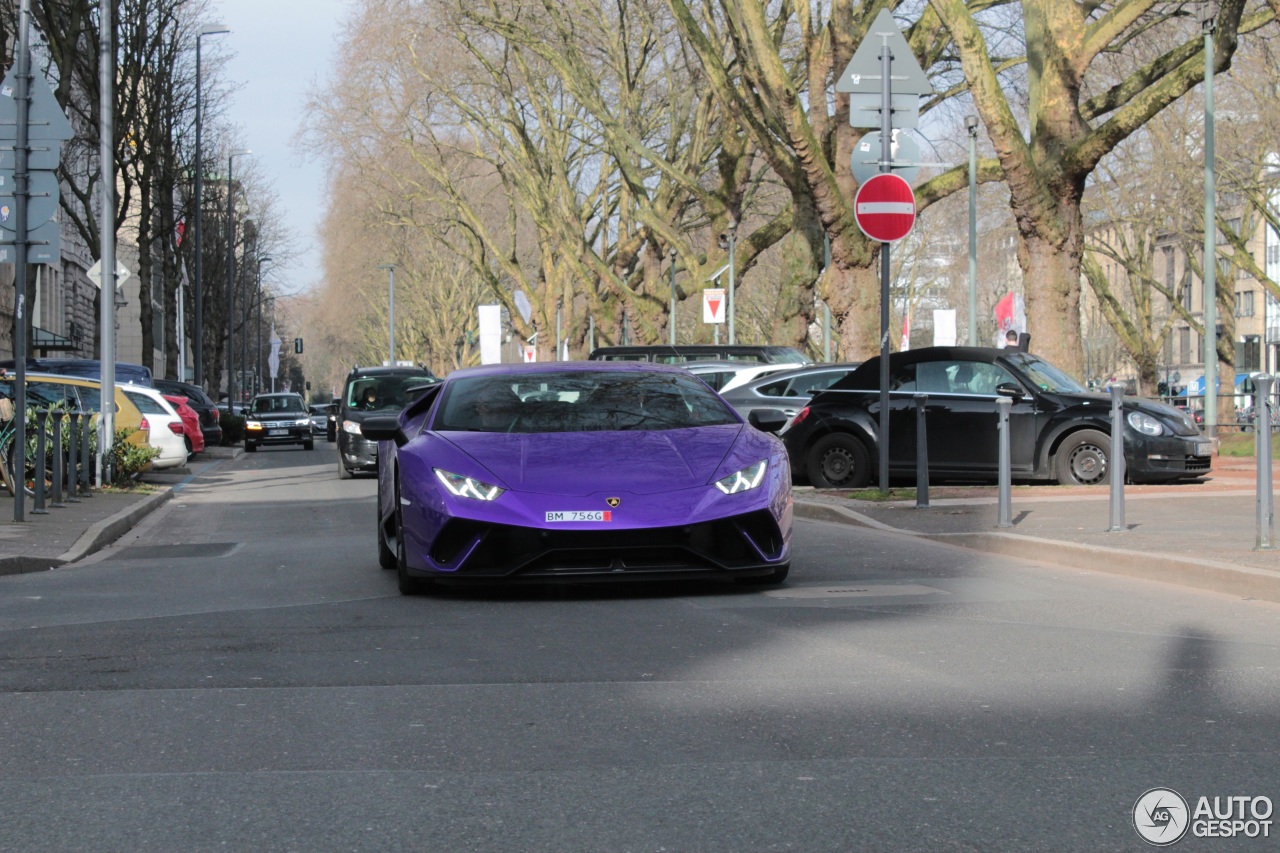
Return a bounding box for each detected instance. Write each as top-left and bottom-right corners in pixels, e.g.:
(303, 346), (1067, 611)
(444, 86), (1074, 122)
(1001, 329), (1018, 348)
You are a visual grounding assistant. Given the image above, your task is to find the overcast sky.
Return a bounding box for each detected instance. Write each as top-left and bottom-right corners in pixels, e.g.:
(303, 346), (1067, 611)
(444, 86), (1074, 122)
(212, 0), (351, 294)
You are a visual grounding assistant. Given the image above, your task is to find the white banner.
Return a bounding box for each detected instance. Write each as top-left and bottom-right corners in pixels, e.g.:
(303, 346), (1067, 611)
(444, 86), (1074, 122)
(933, 309), (957, 346)
(478, 304), (503, 364)
(268, 324), (282, 379)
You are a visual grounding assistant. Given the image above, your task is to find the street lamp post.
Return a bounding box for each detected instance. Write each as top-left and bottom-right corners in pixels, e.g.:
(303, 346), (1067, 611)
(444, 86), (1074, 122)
(966, 114), (979, 346)
(1202, 1), (1218, 436)
(254, 256), (271, 395)
(668, 247), (677, 346)
(378, 263), (396, 365)
(225, 147), (251, 409)
(726, 221), (737, 344)
(193, 24), (229, 387)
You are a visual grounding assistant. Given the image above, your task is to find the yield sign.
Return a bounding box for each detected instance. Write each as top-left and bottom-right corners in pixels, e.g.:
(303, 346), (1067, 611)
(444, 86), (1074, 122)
(703, 287), (726, 324)
(854, 173), (916, 243)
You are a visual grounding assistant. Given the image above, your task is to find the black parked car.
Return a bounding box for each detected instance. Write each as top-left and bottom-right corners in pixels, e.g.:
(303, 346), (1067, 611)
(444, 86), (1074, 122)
(337, 366), (438, 478)
(154, 379), (224, 448)
(760, 346), (1212, 488)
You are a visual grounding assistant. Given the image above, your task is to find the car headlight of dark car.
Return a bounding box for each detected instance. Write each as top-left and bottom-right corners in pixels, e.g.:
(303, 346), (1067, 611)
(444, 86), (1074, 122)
(342, 419), (363, 436)
(1126, 411), (1164, 436)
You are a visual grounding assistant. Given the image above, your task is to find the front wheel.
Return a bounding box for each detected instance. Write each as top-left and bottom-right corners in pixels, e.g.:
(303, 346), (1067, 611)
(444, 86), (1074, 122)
(395, 476), (435, 595)
(244, 442), (258, 453)
(1054, 429), (1111, 485)
(303, 439), (314, 450)
(805, 433), (871, 489)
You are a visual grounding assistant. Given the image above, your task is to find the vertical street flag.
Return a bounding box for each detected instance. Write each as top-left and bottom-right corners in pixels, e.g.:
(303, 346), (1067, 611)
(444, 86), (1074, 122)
(900, 309), (911, 351)
(993, 291), (1026, 345)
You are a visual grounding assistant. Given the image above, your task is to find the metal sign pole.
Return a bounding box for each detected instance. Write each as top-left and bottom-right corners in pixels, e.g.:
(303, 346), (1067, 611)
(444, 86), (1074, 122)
(12, 1), (32, 521)
(1256, 374), (1275, 550)
(996, 397), (1012, 527)
(877, 34), (892, 494)
(1108, 384), (1127, 532)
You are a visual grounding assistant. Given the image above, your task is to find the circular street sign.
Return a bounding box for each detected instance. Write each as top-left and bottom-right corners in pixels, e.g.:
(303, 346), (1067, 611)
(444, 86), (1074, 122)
(850, 131), (920, 185)
(854, 173), (916, 243)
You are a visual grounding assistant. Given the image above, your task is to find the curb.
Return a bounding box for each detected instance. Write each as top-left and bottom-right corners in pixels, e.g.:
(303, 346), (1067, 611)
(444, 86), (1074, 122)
(794, 499), (1280, 605)
(56, 487), (174, 566)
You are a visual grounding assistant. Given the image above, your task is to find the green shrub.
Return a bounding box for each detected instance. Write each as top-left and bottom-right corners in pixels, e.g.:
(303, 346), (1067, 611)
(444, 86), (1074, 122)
(108, 427), (160, 482)
(220, 412), (245, 444)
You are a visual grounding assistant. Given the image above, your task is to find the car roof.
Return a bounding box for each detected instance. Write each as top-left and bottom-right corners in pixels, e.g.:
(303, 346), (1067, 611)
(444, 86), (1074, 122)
(345, 366), (437, 378)
(443, 361), (692, 380)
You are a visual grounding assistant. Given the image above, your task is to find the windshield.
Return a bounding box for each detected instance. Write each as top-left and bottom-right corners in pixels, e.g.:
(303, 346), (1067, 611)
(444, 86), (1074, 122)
(435, 370), (740, 433)
(1002, 352), (1087, 393)
(250, 395), (306, 415)
(346, 373), (437, 412)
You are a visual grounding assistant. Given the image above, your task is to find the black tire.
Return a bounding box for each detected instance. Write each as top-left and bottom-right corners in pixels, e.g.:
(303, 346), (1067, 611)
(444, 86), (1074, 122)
(394, 476), (434, 595)
(735, 563), (790, 586)
(244, 441), (258, 453)
(338, 457), (352, 479)
(1054, 428), (1110, 485)
(377, 490), (396, 570)
(805, 433), (871, 489)
(303, 439), (314, 450)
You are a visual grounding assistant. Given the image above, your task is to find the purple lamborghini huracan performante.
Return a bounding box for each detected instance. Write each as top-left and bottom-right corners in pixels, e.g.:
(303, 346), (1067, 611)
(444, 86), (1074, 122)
(363, 362), (793, 595)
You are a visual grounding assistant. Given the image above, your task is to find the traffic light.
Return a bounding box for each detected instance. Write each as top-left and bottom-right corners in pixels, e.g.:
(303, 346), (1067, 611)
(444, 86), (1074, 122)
(1157, 381), (1169, 398)
(294, 337), (303, 354)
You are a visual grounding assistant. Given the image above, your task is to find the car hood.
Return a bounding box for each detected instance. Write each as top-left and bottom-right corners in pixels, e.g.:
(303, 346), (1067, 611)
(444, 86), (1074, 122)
(439, 425), (744, 496)
(1054, 392), (1201, 436)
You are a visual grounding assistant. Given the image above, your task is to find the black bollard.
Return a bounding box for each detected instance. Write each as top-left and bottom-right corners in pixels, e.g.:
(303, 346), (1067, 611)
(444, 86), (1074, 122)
(66, 412), (81, 502)
(914, 394), (929, 508)
(31, 410), (48, 514)
(50, 413), (64, 508)
(79, 415), (92, 496)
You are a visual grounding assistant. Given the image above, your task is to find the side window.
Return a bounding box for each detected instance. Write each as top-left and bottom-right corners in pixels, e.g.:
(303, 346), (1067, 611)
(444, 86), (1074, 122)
(27, 382), (69, 408)
(76, 386), (102, 411)
(890, 363), (920, 392)
(793, 371), (844, 396)
(966, 363), (1019, 396)
(756, 378), (790, 397)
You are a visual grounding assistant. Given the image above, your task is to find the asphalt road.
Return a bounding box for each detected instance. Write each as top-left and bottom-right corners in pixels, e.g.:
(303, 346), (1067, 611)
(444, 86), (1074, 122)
(1, 442), (1278, 852)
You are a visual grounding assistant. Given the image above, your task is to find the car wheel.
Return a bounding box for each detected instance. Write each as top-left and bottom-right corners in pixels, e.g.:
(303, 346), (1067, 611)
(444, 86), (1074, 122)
(394, 475), (435, 595)
(338, 458), (352, 479)
(806, 433), (871, 489)
(245, 442), (257, 453)
(734, 563), (790, 585)
(303, 439), (315, 450)
(377, 486), (396, 571)
(1054, 429), (1110, 485)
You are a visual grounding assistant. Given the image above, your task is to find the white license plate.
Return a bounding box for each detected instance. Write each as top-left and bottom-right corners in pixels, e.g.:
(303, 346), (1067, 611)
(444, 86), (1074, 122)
(268, 429), (287, 436)
(1194, 441), (1212, 456)
(545, 510), (613, 523)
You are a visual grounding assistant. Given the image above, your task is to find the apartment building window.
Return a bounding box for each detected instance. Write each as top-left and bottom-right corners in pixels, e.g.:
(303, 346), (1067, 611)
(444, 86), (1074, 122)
(1179, 327), (1192, 364)
(1236, 290), (1255, 318)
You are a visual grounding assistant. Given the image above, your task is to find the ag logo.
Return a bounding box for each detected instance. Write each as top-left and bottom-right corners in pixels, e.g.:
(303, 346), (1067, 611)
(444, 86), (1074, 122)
(1134, 788), (1190, 846)
(605, 497), (620, 508)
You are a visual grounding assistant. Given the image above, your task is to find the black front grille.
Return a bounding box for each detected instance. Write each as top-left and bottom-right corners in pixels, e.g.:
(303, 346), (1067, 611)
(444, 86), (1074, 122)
(430, 510), (785, 576)
(1186, 455), (1212, 471)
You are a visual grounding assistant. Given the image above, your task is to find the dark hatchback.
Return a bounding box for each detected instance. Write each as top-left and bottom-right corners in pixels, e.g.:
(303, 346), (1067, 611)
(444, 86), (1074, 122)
(767, 346), (1212, 487)
(153, 379), (224, 448)
(337, 366), (438, 478)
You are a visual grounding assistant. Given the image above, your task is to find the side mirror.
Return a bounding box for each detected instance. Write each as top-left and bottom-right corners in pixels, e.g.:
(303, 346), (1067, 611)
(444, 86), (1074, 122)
(748, 409), (789, 433)
(361, 414), (403, 444)
(995, 382), (1024, 401)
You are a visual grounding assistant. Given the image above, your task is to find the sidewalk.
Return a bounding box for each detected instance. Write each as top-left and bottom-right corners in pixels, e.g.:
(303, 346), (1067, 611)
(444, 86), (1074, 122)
(794, 454), (1280, 603)
(0, 445), (240, 576)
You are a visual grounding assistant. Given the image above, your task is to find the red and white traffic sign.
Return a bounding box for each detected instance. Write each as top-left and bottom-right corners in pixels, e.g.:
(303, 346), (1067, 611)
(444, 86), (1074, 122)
(703, 287), (726, 324)
(854, 173), (916, 243)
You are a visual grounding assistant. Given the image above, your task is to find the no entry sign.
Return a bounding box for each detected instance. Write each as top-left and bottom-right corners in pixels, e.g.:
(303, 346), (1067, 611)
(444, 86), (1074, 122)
(854, 173), (916, 243)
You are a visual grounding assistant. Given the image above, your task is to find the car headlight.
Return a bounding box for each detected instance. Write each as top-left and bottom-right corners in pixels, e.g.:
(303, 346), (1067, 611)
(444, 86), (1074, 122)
(295, 418), (310, 427)
(245, 420), (263, 431)
(1126, 411), (1164, 436)
(715, 460), (767, 494)
(434, 468), (505, 501)
(342, 419), (363, 435)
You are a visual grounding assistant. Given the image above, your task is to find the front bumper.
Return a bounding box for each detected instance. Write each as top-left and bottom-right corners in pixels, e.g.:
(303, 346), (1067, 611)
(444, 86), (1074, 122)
(246, 422), (312, 445)
(1130, 433), (1213, 481)
(339, 432), (379, 471)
